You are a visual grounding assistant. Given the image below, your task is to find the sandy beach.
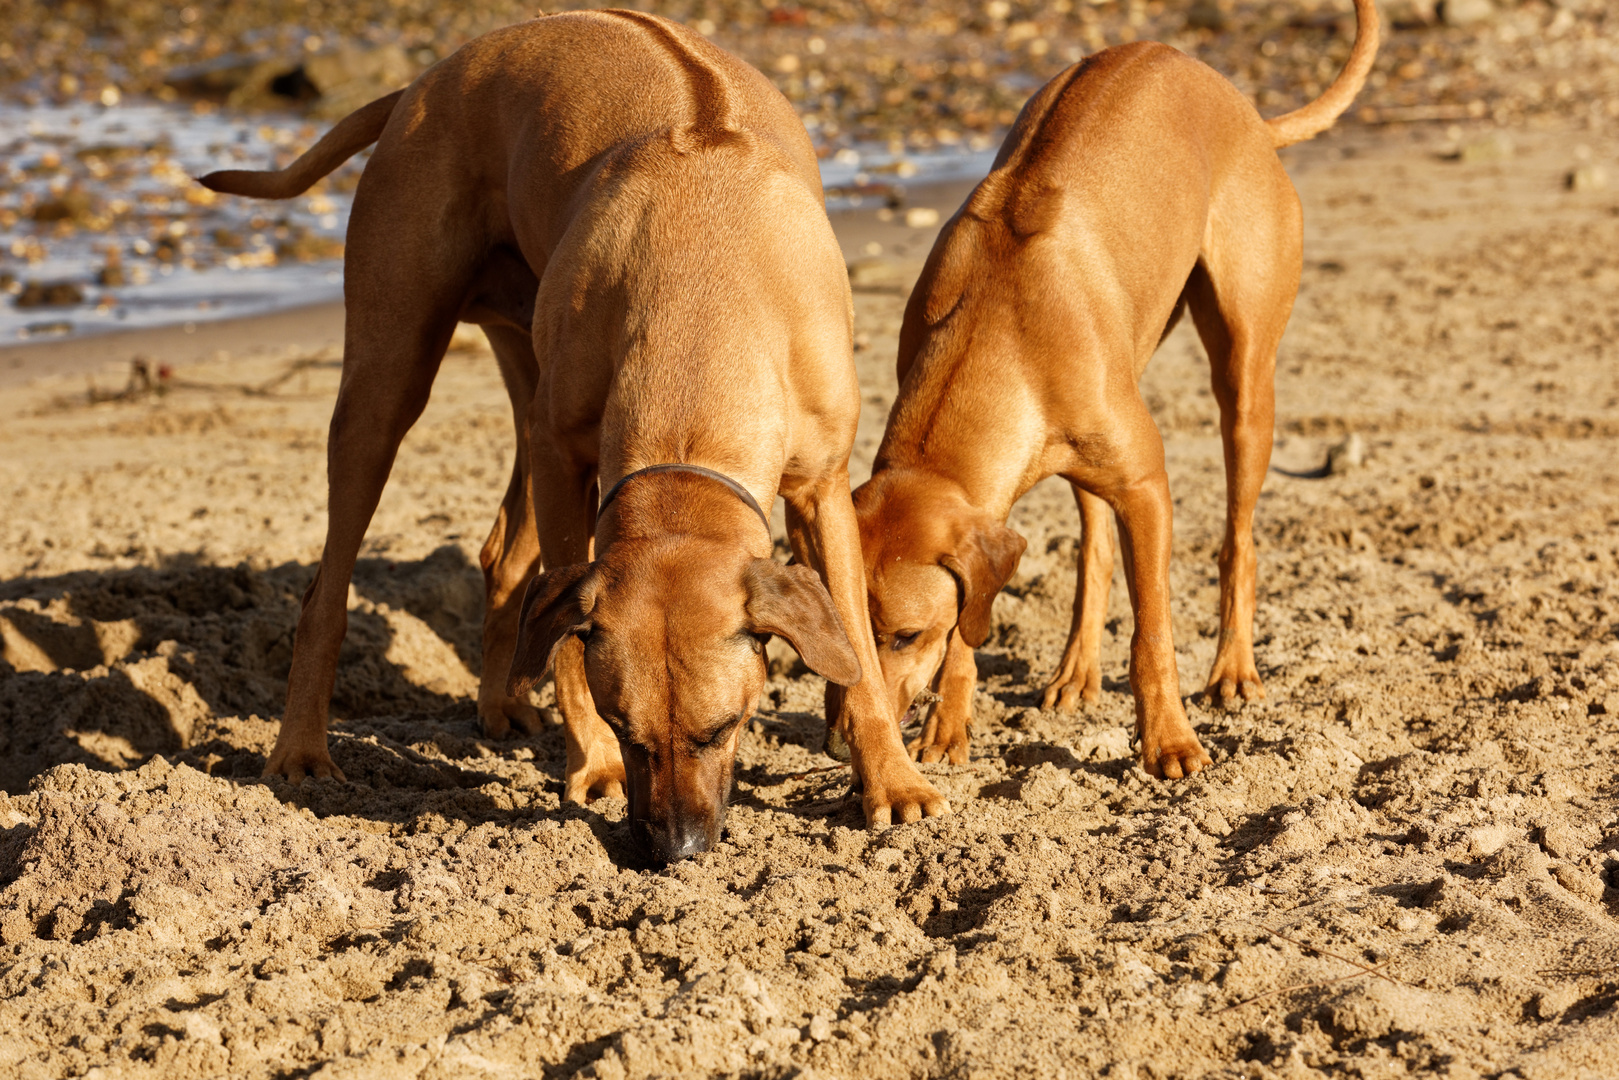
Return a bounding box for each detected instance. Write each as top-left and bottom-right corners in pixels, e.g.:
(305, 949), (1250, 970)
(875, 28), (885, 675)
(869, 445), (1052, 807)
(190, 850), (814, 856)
(0, 107), (1616, 1077)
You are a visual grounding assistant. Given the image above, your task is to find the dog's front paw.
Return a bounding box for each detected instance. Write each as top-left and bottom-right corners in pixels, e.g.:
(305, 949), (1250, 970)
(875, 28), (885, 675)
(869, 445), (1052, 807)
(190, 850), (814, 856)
(1138, 717), (1212, 780)
(263, 738), (346, 784)
(861, 763), (952, 828)
(479, 694), (544, 739)
(1041, 656), (1102, 712)
(906, 709), (970, 765)
(1205, 648), (1266, 709)
(563, 743), (627, 805)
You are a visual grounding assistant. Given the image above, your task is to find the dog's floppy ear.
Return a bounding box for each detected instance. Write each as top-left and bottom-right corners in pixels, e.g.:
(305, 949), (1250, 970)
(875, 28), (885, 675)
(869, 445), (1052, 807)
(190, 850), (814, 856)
(743, 560), (862, 687)
(940, 523), (1027, 648)
(507, 562), (602, 696)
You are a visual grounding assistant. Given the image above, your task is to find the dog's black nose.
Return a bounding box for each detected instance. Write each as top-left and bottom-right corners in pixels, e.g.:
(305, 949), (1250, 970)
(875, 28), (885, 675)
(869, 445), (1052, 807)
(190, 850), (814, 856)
(635, 818), (714, 865)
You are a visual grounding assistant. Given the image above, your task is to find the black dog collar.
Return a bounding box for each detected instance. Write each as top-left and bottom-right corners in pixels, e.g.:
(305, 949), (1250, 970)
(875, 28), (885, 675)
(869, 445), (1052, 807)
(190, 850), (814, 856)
(596, 463), (771, 534)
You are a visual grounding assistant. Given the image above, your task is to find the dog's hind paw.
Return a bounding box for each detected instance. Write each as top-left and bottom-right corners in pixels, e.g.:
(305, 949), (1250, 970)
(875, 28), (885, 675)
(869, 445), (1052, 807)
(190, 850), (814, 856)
(479, 695), (545, 739)
(263, 741), (346, 784)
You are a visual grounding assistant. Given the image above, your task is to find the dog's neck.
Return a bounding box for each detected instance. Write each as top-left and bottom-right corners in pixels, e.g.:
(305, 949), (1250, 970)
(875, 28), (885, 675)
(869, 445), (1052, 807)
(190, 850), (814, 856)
(872, 394), (1045, 525)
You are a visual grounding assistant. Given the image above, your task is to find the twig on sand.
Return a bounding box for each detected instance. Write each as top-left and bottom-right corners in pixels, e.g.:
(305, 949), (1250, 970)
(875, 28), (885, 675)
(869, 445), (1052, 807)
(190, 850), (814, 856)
(1213, 924), (1408, 1014)
(1537, 966), (1611, 979)
(162, 355), (336, 397)
(786, 763), (850, 782)
(792, 796), (855, 818)
(1214, 961), (1395, 1014)
(65, 354), (337, 411)
(1259, 925), (1406, 989)
(238, 355), (334, 396)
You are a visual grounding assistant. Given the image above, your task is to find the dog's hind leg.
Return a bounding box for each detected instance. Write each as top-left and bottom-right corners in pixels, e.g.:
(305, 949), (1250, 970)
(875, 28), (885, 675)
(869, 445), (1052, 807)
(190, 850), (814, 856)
(476, 323), (545, 738)
(1186, 187), (1299, 709)
(1042, 484), (1115, 711)
(266, 204), (482, 782)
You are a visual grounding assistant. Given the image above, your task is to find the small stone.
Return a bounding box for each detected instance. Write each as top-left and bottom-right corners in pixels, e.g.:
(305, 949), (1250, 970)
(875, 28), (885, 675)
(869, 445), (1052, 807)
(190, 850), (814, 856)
(1533, 985), (1581, 1020)
(1457, 132), (1514, 164)
(1439, 0), (1495, 27)
(1184, 1), (1227, 31)
(1566, 165), (1609, 192)
(1382, 0), (1438, 25)
(1326, 432), (1366, 475)
(1550, 863), (1605, 902)
(1540, 824), (1587, 860)
(1467, 825), (1514, 857)
(807, 1014), (833, 1042)
(15, 280), (86, 308)
(868, 846), (903, 870)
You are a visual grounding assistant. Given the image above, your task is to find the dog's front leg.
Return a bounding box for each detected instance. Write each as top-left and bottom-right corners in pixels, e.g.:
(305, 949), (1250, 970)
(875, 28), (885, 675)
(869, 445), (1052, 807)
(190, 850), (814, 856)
(1109, 470), (1212, 780)
(528, 433), (625, 804)
(785, 477), (951, 827)
(553, 634), (627, 803)
(908, 626), (975, 765)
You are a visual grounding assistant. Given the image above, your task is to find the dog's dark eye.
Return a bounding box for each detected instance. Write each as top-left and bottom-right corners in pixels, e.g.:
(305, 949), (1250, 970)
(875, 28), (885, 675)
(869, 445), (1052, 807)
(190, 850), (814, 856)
(692, 714), (743, 749)
(892, 631), (920, 651)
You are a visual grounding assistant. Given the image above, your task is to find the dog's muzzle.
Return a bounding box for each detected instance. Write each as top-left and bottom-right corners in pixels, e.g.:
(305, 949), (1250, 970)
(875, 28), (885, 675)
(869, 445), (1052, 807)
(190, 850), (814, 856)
(634, 814), (720, 865)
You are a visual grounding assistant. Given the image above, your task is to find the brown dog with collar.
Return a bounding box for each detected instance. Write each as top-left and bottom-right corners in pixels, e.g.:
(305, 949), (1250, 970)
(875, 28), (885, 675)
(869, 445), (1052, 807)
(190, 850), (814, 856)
(200, 11), (948, 861)
(850, 1), (1379, 777)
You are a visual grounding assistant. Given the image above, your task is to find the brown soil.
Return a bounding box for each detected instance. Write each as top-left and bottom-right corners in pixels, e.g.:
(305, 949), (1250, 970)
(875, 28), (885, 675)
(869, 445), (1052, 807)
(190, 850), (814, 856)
(1, 121), (1617, 1078)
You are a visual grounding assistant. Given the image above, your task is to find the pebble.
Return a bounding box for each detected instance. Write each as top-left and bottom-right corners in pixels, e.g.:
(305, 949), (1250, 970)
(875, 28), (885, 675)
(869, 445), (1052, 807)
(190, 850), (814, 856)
(1549, 863), (1606, 902)
(15, 280), (85, 308)
(1565, 164), (1609, 192)
(1439, 0), (1496, 28)
(1326, 432), (1366, 475)
(1457, 133), (1515, 164)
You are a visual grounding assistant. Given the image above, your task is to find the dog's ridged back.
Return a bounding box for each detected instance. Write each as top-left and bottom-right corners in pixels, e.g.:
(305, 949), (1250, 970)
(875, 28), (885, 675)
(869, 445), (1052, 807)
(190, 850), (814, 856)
(195, 12), (764, 204)
(596, 9), (744, 150)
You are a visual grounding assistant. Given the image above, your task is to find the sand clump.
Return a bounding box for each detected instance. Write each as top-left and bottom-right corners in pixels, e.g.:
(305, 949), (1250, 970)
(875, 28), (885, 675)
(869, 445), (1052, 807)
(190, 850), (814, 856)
(0, 124), (1618, 1075)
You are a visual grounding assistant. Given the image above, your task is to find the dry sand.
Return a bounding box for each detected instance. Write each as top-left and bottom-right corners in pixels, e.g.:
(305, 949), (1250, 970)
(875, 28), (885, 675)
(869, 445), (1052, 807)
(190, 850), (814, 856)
(1, 123), (1617, 1078)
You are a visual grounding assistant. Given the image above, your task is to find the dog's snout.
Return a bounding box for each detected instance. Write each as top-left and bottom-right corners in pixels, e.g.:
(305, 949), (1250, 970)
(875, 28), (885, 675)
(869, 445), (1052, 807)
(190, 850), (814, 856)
(634, 815), (718, 865)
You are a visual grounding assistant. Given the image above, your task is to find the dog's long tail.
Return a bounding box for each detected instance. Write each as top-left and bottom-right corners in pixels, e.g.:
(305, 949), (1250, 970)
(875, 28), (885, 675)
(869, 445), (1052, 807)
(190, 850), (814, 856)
(1264, 0), (1380, 148)
(197, 89), (404, 198)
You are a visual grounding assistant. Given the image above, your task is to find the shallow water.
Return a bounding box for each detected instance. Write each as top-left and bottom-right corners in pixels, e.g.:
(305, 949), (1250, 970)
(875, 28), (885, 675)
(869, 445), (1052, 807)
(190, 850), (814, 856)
(0, 97), (996, 345)
(0, 99), (353, 343)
